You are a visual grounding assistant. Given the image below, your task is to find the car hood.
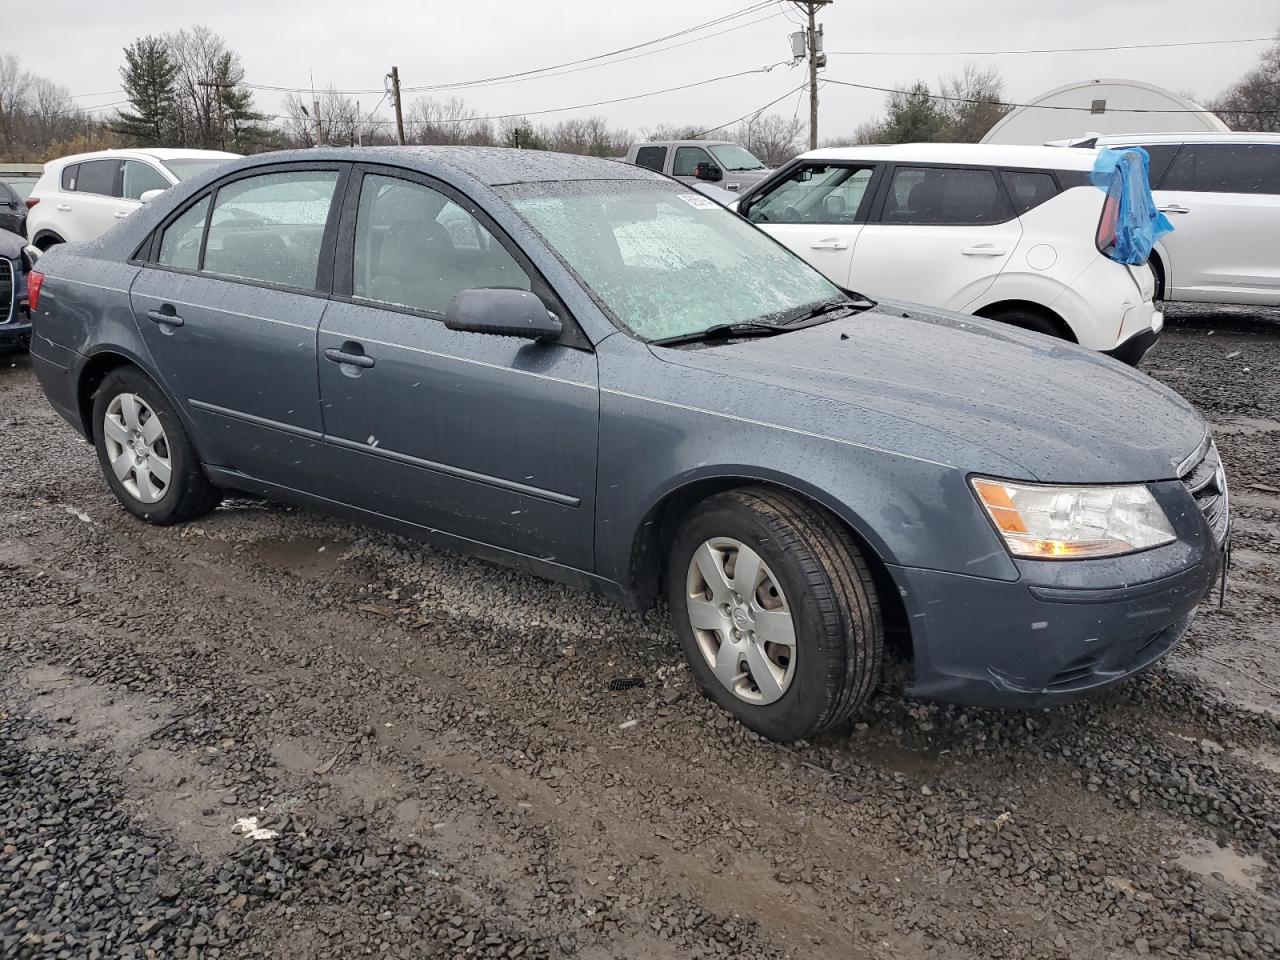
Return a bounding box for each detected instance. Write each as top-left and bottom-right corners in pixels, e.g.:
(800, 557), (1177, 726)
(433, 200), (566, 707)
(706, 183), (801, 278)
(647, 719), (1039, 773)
(652, 301), (1205, 484)
(0, 228), (26, 259)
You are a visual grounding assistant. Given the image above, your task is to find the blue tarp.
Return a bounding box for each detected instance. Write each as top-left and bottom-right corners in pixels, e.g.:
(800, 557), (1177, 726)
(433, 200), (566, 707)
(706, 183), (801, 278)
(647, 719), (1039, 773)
(1089, 147), (1173, 265)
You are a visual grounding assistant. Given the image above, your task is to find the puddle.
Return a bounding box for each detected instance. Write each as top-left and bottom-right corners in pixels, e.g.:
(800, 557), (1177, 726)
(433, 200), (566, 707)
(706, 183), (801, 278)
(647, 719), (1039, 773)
(1175, 837), (1267, 892)
(249, 537), (350, 578)
(845, 736), (946, 777)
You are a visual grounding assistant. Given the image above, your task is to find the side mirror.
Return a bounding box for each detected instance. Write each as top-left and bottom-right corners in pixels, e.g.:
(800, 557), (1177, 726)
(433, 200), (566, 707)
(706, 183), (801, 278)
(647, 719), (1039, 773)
(693, 162), (723, 183)
(139, 189), (166, 204)
(444, 288), (562, 341)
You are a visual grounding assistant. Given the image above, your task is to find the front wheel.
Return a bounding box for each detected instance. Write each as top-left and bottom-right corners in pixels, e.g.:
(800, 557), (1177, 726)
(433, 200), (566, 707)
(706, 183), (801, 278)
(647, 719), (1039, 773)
(92, 366), (221, 524)
(668, 488), (883, 741)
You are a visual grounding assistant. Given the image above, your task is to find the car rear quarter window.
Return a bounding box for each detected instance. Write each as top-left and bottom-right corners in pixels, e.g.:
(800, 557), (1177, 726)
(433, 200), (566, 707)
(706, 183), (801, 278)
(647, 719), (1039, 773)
(634, 146), (667, 172)
(121, 160), (171, 200)
(157, 196), (211, 270)
(881, 166), (1012, 225)
(60, 164), (80, 191)
(1001, 170), (1059, 216)
(202, 170), (340, 289)
(352, 174), (531, 316)
(75, 159), (121, 197)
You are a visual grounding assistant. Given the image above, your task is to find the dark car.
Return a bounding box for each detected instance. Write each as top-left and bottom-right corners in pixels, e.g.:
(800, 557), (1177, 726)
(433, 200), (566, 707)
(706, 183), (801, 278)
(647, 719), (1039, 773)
(27, 147), (1229, 742)
(0, 179), (29, 237)
(0, 228), (35, 351)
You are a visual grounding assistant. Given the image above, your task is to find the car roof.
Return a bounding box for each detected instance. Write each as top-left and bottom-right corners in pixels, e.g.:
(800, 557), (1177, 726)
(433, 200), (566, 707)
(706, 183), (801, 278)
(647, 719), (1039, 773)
(43, 148), (241, 170)
(634, 140), (734, 149)
(222, 146), (670, 187)
(1090, 132), (1280, 146)
(800, 142), (1102, 171)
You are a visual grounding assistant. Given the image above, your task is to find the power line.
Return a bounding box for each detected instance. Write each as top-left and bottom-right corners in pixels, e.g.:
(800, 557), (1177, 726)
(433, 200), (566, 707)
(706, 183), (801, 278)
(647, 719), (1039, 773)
(694, 80), (809, 137)
(821, 76), (1279, 114)
(241, 1), (778, 96)
(825, 35), (1276, 57)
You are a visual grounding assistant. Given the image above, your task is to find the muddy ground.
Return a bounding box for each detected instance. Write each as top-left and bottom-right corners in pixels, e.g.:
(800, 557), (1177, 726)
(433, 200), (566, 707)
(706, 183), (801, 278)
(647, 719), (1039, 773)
(2, 305), (1278, 960)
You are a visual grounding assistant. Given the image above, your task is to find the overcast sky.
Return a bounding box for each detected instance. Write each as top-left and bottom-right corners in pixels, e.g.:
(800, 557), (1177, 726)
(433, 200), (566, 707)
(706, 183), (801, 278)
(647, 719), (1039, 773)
(14, 0), (1279, 140)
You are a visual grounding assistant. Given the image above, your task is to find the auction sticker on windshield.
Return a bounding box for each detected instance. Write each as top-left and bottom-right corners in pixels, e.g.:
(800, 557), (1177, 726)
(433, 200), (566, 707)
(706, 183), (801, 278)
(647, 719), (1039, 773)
(677, 193), (719, 210)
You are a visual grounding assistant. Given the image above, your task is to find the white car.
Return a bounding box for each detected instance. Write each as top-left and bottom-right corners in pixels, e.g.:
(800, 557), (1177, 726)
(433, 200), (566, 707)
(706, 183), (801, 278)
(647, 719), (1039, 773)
(1072, 133), (1280, 307)
(26, 148), (240, 249)
(736, 143), (1161, 363)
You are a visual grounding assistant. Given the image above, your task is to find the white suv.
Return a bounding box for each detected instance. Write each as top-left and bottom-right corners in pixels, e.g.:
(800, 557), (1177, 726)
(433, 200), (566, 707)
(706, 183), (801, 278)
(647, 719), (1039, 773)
(736, 143), (1160, 363)
(26, 148), (239, 249)
(1075, 133), (1280, 306)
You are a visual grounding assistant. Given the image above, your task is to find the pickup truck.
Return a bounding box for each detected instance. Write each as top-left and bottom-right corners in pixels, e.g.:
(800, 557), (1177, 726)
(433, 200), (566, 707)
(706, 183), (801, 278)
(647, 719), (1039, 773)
(624, 139), (772, 193)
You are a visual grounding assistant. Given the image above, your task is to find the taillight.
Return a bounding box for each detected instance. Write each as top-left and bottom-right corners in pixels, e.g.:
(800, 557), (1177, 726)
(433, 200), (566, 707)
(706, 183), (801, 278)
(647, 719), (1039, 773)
(1096, 194), (1119, 253)
(28, 271), (44, 312)
(25, 197), (39, 210)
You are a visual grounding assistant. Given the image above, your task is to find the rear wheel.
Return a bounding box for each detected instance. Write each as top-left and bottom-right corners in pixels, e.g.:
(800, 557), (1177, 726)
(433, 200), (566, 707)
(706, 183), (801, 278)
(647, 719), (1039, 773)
(667, 487), (883, 741)
(980, 305), (1065, 339)
(91, 366), (221, 524)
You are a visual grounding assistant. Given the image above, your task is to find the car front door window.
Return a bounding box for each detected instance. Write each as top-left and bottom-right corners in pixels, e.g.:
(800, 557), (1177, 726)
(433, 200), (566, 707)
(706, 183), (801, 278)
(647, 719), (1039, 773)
(352, 174), (530, 315)
(672, 147), (713, 178)
(747, 164), (873, 224)
(121, 161), (171, 200)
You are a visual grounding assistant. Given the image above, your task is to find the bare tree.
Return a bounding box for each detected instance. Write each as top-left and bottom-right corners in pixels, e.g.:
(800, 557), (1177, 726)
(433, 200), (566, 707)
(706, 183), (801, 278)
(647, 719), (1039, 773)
(1210, 33), (1280, 132)
(737, 113), (804, 165)
(282, 87), (379, 146)
(937, 62), (1011, 142)
(405, 96), (492, 145)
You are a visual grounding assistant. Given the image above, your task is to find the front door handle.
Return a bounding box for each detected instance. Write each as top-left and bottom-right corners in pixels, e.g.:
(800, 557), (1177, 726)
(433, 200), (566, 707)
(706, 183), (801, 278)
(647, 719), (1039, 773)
(145, 306), (184, 327)
(1158, 204), (1190, 215)
(113, 210), (130, 219)
(961, 244), (1007, 256)
(324, 346), (375, 369)
(809, 238), (849, 250)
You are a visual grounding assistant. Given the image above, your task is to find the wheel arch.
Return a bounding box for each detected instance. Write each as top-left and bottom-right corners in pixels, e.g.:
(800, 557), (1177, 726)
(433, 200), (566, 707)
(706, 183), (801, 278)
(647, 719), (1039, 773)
(624, 472), (909, 648)
(76, 348), (182, 442)
(31, 229), (66, 251)
(973, 299), (1077, 342)
(1147, 250), (1166, 301)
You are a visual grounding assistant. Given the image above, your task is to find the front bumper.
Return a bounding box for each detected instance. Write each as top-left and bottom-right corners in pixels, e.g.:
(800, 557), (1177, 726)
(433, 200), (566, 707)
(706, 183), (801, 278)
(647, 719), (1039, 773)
(1105, 308), (1162, 366)
(891, 476), (1225, 708)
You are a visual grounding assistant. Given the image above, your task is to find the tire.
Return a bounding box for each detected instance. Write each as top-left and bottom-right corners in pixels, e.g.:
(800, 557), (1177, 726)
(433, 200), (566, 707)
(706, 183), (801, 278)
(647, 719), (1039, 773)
(981, 306), (1064, 339)
(1148, 257), (1166, 303)
(667, 487), (883, 741)
(91, 366), (221, 524)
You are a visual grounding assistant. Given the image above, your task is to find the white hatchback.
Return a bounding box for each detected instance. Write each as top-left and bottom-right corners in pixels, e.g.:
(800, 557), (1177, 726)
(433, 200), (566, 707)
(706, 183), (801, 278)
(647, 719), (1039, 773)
(26, 148), (239, 250)
(736, 143), (1161, 363)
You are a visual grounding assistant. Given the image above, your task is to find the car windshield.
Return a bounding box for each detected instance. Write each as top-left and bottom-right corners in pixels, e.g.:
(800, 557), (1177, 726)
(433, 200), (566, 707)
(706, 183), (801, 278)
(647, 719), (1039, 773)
(503, 180), (843, 342)
(708, 144), (766, 171)
(161, 159), (232, 182)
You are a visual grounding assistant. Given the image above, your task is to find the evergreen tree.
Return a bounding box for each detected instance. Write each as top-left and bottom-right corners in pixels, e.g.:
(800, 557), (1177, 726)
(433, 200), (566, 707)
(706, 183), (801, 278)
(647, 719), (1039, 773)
(878, 82), (948, 144)
(113, 37), (178, 146)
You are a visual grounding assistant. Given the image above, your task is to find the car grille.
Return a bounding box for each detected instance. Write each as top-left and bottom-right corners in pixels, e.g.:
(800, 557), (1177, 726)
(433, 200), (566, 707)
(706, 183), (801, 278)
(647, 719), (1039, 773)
(0, 257), (13, 326)
(1179, 439), (1229, 547)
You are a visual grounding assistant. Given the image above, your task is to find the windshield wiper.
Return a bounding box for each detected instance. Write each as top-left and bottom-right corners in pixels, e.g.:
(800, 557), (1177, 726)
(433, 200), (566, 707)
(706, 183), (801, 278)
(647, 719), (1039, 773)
(649, 322), (788, 347)
(776, 295), (877, 327)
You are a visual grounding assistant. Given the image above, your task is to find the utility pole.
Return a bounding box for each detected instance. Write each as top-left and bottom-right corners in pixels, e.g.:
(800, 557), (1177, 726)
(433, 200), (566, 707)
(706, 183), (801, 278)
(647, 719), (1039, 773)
(197, 78), (233, 151)
(312, 97), (323, 146)
(790, 1), (831, 150)
(388, 66), (406, 145)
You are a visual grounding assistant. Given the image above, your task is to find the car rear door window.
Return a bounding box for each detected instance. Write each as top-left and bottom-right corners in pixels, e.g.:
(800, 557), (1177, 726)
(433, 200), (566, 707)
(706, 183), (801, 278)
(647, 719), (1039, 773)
(157, 196), (211, 270)
(202, 170), (340, 289)
(352, 173), (531, 316)
(75, 159), (121, 197)
(746, 163), (875, 224)
(634, 146), (667, 172)
(881, 166), (1011, 225)
(1134, 144), (1181, 187)
(121, 160), (171, 200)
(672, 146), (713, 177)
(1001, 170), (1059, 216)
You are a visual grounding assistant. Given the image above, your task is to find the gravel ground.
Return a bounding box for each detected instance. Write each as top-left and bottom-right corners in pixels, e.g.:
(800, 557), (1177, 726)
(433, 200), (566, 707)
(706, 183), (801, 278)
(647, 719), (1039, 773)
(1, 305), (1278, 960)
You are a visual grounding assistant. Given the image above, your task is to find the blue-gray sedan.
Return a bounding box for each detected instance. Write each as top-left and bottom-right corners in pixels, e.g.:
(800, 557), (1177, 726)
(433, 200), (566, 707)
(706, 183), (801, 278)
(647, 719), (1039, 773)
(28, 147), (1229, 741)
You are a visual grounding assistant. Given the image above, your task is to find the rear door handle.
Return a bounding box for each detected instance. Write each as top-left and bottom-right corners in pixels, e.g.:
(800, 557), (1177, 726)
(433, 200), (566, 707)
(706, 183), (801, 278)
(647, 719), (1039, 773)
(56, 203), (72, 212)
(809, 238), (849, 250)
(961, 244), (1007, 256)
(145, 307), (184, 327)
(1158, 204), (1189, 214)
(324, 346), (375, 369)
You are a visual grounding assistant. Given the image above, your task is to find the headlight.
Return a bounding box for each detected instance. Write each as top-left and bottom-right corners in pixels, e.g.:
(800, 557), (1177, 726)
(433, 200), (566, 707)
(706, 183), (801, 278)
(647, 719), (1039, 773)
(971, 477), (1176, 559)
